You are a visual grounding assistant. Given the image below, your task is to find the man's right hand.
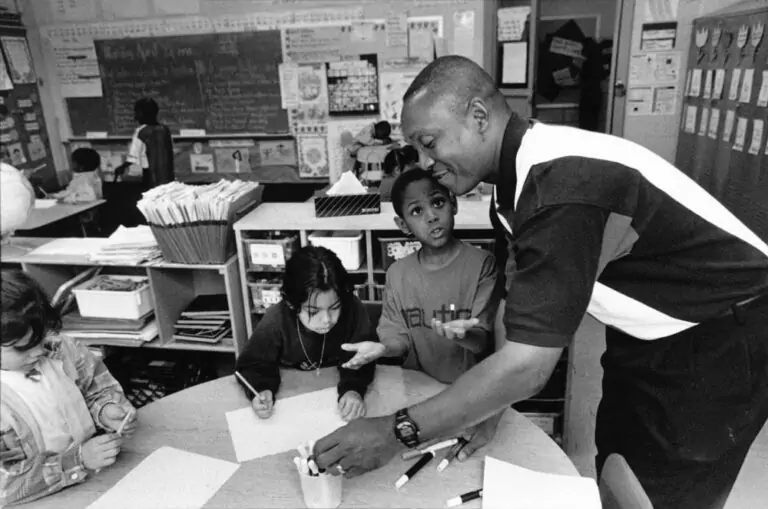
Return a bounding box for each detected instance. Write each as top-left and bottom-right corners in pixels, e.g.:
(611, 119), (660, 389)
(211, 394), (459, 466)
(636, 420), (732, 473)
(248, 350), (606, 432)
(81, 434), (122, 470)
(251, 390), (274, 419)
(341, 342), (386, 370)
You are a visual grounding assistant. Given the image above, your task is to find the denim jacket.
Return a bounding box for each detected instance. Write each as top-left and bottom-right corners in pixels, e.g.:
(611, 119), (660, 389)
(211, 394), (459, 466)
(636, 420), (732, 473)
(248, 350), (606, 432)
(0, 335), (133, 506)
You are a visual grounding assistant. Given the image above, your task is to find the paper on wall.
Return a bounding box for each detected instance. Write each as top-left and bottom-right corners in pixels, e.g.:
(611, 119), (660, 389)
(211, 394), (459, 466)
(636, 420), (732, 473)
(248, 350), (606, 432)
(644, 0), (679, 22)
(629, 54), (654, 84)
(85, 447), (238, 509)
(728, 68), (742, 101)
(722, 110), (735, 142)
(226, 388), (346, 462)
(702, 69), (713, 98)
(50, 0), (97, 22)
(497, 6), (529, 42)
(279, 63), (300, 109)
(379, 70), (418, 124)
(407, 16), (443, 63)
(708, 108), (720, 139)
(698, 107), (709, 137)
(190, 154), (215, 173)
(482, 456), (601, 509)
(732, 117), (747, 151)
(297, 134), (330, 178)
(689, 68), (701, 96)
(757, 70), (768, 107)
(385, 11), (408, 52)
(258, 139), (297, 167)
(739, 68), (754, 103)
(652, 85), (677, 115)
(748, 119), (764, 155)
(713, 69), (726, 99)
(326, 118), (374, 183)
(683, 105), (697, 133)
(47, 34), (102, 97)
(0, 36), (35, 84)
(101, 0), (150, 20)
(627, 86), (652, 116)
(501, 42), (527, 85)
(453, 11), (475, 60)
(214, 148), (251, 173)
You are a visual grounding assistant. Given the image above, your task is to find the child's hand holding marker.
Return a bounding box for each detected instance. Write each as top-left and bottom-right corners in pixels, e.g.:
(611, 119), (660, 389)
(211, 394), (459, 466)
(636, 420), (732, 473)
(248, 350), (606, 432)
(99, 403), (138, 437)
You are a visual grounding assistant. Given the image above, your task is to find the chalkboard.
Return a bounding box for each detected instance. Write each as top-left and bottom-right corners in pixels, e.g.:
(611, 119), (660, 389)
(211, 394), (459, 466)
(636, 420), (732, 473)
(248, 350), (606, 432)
(67, 30), (289, 136)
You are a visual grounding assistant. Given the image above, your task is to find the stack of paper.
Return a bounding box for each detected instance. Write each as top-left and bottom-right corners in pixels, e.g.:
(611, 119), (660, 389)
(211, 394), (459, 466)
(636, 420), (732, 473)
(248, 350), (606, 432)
(482, 456), (601, 509)
(137, 180), (260, 224)
(63, 319), (159, 347)
(89, 225), (163, 265)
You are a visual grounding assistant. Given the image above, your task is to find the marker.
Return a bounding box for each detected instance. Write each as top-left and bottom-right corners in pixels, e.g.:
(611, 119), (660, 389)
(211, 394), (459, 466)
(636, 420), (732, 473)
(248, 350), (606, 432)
(116, 409), (135, 436)
(445, 489), (483, 508)
(436, 437), (468, 472)
(401, 438), (459, 460)
(235, 371), (265, 403)
(395, 451), (435, 489)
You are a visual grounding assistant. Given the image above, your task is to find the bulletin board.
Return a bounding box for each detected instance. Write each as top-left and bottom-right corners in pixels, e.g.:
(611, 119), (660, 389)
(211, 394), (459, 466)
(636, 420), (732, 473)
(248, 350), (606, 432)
(675, 4), (768, 240)
(32, 0), (491, 183)
(0, 24), (58, 188)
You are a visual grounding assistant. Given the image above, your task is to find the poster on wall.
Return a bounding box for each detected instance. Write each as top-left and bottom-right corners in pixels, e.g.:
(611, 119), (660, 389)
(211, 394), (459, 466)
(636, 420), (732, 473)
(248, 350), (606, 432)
(326, 54), (379, 116)
(49, 0), (97, 23)
(47, 34), (102, 97)
(326, 118), (373, 183)
(258, 139), (297, 167)
(0, 54), (12, 90)
(0, 36), (36, 84)
(379, 71), (418, 123)
(297, 134), (329, 178)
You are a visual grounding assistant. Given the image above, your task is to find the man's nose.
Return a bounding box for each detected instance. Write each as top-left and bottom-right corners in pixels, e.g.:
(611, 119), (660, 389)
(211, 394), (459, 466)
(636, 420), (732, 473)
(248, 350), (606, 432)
(418, 151), (434, 170)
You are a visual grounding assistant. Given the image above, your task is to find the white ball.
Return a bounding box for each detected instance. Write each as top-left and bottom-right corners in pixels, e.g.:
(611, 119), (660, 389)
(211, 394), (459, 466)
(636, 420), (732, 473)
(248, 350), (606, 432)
(0, 162), (35, 237)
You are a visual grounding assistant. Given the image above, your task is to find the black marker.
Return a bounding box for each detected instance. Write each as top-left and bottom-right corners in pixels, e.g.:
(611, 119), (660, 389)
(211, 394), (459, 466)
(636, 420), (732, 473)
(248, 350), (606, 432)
(395, 451), (435, 489)
(445, 489), (483, 508)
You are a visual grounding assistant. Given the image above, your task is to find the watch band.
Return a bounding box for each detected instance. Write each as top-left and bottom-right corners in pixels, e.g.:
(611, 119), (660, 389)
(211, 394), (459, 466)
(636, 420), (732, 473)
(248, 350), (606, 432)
(394, 408), (421, 449)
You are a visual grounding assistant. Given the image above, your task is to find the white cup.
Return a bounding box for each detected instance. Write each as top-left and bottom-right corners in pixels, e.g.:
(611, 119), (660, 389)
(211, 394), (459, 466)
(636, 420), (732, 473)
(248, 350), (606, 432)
(299, 472), (342, 509)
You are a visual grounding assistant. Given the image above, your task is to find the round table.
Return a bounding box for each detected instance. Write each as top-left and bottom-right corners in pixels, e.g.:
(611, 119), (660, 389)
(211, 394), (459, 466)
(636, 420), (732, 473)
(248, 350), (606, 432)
(32, 366), (578, 508)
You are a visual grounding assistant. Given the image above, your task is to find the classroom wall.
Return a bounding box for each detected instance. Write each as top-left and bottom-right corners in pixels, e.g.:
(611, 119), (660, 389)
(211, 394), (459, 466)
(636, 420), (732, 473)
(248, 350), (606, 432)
(22, 0), (495, 181)
(622, 0), (754, 162)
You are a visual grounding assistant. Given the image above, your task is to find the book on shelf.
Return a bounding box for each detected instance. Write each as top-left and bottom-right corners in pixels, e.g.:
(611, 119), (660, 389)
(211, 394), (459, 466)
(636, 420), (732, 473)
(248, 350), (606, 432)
(172, 323), (231, 344)
(181, 294), (229, 317)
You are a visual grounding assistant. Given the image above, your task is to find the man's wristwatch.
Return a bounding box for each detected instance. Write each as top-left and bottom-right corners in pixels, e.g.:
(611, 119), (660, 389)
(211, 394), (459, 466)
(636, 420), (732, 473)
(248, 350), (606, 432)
(394, 408), (421, 449)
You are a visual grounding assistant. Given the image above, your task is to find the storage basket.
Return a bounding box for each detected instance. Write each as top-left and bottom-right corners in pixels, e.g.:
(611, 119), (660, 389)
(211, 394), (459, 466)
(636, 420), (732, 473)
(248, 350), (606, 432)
(308, 230), (364, 270)
(72, 275), (153, 320)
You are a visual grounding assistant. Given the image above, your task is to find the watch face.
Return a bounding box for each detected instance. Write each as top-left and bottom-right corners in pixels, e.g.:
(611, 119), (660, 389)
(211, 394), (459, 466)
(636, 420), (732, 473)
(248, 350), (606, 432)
(397, 421), (416, 439)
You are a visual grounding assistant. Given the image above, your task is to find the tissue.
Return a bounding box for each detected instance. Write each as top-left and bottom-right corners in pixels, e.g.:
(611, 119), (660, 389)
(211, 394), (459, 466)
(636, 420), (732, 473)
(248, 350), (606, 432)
(327, 172), (367, 196)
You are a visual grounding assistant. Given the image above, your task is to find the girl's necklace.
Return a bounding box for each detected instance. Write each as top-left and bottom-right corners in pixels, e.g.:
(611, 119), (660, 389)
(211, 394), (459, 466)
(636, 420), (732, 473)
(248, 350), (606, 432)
(296, 318), (326, 376)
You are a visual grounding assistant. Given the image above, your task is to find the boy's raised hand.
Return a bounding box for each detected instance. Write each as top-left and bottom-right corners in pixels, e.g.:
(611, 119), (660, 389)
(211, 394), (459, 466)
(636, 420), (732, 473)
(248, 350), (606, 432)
(81, 434), (122, 471)
(338, 391), (366, 421)
(251, 390), (274, 419)
(340, 342), (386, 370)
(430, 318), (480, 340)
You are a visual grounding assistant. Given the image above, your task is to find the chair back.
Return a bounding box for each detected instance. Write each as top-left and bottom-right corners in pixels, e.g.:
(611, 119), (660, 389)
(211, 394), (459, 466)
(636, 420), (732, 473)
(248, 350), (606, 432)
(599, 454), (654, 509)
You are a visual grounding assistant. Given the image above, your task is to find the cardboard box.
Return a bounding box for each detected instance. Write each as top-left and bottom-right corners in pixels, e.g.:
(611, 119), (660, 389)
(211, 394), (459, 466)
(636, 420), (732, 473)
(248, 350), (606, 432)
(314, 192), (381, 218)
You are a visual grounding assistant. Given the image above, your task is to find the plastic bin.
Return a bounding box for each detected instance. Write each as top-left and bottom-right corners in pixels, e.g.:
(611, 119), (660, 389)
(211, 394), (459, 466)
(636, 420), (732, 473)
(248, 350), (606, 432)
(249, 280), (282, 312)
(244, 234), (300, 271)
(72, 275), (153, 320)
(308, 231), (364, 270)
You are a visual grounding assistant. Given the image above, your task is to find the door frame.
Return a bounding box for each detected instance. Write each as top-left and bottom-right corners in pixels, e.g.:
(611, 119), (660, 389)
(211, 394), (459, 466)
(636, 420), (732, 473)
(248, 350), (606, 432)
(606, 0), (635, 135)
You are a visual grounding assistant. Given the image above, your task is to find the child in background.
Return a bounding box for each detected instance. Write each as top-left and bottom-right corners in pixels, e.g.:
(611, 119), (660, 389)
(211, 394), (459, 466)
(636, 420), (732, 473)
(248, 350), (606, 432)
(0, 270), (137, 506)
(342, 169), (501, 382)
(347, 120), (393, 158)
(379, 145), (419, 202)
(51, 148), (103, 204)
(236, 246), (377, 422)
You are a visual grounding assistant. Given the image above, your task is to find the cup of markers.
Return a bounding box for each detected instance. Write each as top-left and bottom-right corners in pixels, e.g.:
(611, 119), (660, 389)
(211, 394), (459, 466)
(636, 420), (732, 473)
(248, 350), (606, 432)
(295, 442), (342, 509)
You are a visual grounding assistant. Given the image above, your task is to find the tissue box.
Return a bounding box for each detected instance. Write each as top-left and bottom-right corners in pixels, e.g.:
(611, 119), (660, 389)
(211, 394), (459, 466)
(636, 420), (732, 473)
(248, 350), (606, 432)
(314, 192), (381, 218)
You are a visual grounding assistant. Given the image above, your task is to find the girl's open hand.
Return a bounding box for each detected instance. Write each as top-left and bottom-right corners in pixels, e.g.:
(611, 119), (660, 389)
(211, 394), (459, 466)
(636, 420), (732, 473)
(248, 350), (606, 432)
(341, 342), (386, 369)
(338, 391), (366, 421)
(251, 390), (274, 419)
(81, 434), (122, 471)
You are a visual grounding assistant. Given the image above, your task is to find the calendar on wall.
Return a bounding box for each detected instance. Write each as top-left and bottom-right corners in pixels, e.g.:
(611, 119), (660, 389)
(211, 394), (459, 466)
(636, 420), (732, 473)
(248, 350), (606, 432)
(326, 54), (380, 116)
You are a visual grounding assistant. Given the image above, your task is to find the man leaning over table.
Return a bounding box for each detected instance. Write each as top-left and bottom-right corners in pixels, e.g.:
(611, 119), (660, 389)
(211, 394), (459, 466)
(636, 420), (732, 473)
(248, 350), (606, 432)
(313, 56), (768, 509)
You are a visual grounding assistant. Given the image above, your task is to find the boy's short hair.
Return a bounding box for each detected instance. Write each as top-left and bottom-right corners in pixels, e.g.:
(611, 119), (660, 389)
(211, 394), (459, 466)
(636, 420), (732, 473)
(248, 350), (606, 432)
(391, 168), (452, 218)
(373, 121), (392, 139)
(71, 148), (101, 172)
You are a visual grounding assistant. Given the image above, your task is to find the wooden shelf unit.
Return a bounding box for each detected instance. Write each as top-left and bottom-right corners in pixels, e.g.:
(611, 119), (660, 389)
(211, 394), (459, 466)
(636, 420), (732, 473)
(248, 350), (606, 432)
(0, 238), (247, 356)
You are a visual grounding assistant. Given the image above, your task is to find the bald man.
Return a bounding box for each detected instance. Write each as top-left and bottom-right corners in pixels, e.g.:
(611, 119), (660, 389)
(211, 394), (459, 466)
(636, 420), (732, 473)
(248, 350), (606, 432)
(313, 56), (768, 509)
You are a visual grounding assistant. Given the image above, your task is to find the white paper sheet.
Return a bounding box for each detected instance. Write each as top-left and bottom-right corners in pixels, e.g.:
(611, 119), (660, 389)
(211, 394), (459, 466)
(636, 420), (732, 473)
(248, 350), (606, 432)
(29, 238), (107, 257)
(501, 42), (527, 85)
(227, 368), (407, 463)
(453, 11), (475, 60)
(85, 447), (238, 509)
(47, 34), (102, 98)
(482, 456), (601, 509)
(227, 387), (346, 462)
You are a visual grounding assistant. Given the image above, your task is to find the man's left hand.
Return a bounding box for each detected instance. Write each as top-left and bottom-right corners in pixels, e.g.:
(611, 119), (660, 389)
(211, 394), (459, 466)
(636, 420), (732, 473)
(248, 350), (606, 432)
(457, 412), (504, 461)
(313, 416), (400, 478)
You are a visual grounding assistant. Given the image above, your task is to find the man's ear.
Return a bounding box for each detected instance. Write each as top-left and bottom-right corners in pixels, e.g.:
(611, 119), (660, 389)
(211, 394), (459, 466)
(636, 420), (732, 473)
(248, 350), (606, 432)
(450, 192), (458, 216)
(394, 216), (412, 236)
(468, 98), (490, 134)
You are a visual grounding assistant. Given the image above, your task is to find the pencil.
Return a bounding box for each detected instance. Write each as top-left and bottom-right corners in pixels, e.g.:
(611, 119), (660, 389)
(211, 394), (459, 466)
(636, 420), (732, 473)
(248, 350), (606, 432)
(401, 438), (459, 460)
(235, 371), (265, 403)
(116, 409), (135, 435)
